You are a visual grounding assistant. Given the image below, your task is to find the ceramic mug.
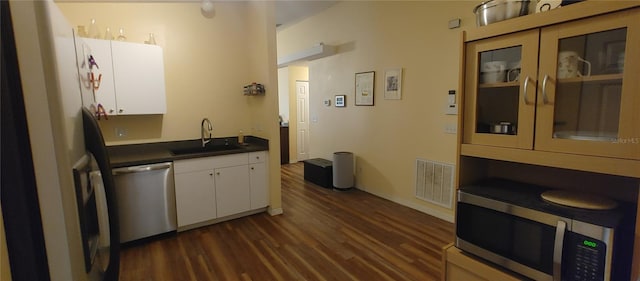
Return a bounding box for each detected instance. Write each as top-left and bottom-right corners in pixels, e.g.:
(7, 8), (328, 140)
(507, 68), (521, 82)
(557, 51), (591, 78)
(507, 60), (521, 82)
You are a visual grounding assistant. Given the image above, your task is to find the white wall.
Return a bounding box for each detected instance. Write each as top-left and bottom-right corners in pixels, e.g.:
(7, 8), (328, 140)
(277, 67), (290, 124)
(277, 1), (477, 221)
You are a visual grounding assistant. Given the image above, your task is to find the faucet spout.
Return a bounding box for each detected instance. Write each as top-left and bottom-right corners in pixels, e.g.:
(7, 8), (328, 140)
(201, 118), (213, 147)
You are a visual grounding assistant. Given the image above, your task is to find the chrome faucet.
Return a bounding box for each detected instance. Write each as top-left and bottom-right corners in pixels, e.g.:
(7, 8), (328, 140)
(201, 118), (213, 147)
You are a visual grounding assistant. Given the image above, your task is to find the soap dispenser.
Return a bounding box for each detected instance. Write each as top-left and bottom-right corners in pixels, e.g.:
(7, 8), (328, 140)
(238, 130), (244, 144)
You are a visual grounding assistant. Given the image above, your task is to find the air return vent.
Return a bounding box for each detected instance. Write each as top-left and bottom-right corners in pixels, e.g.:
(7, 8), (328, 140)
(415, 159), (454, 209)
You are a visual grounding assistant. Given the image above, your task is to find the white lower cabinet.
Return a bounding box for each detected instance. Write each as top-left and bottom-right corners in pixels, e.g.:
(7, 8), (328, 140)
(249, 153), (268, 209)
(173, 151), (268, 229)
(215, 165), (250, 218)
(174, 170), (216, 227)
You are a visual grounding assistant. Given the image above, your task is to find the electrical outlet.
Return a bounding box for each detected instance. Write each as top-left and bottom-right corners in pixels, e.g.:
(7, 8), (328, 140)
(444, 124), (457, 134)
(445, 104), (458, 115)
(115, 128), (128, 138)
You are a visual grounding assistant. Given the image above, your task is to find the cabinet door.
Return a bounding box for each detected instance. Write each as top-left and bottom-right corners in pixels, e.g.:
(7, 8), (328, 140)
(536, 10), (640, 159)
(174, 170), (216, 227)
(83, 38), (117, 115)
(463, 30), (540, 149)
(110, 41), (166, 115)
(215, 165), (250, 218)
(249, 162), (268, 209)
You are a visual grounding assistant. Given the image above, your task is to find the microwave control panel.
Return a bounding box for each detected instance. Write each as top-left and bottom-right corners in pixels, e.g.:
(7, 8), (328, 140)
(564, 232), (606, 281)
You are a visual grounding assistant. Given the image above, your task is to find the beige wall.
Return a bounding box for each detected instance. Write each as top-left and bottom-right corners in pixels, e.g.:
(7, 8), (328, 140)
(58, 2), (282, 211)
(277, 1), (477, 221)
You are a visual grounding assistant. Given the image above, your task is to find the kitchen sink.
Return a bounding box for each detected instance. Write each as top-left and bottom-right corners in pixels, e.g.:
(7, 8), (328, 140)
(170, 144), (244, 155)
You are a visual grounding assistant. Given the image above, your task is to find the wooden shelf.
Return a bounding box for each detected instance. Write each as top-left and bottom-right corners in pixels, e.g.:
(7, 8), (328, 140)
(478, 81), (519, 88)
(558, 73), (623, 83)
(460, 143), (640, 178)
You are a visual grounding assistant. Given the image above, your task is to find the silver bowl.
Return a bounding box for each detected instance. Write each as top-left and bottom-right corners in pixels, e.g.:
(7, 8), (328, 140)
(474, 0), (537, 26)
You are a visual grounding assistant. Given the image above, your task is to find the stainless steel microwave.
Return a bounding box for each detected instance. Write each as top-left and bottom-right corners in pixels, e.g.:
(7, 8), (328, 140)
(455, 179), (634, 281)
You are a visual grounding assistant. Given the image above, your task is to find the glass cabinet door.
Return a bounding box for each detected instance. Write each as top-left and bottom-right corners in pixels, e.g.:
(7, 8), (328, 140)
(463, 30), (540, 149)
(536, 10), (640, 159)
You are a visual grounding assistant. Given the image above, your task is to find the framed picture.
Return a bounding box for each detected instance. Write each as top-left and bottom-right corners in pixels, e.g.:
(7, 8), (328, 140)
(355, 71), (375, 106)
(335, 95), (346, 107)
(384, 68), (403, 100)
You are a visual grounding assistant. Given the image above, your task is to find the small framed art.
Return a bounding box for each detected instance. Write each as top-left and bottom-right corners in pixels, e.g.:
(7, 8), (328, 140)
(384, 68), (402, 100)
(355, 71), (375, 106)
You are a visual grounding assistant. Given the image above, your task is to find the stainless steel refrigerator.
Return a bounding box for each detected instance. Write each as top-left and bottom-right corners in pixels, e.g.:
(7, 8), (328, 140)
(4, 1), (119, 280)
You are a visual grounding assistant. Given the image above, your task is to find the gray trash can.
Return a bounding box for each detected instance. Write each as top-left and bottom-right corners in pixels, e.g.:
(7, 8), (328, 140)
(332, 152), (354, 190)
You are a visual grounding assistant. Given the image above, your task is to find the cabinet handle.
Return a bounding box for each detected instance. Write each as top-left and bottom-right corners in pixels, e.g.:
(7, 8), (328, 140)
(209, 173), (213, 176)
(251, 167), (255, 170)
(109, 109), (114, 114)
(216, 172), (220, 175)
(119, 108), (124, 113)
(523, 76), (532, 105)
(541, 74), (550, 105)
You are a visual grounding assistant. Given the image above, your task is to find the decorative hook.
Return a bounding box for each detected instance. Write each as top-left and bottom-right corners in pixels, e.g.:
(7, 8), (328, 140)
(89, 72), (102, 90)
(95, 104), (108, 120)
(88, 55), (99, 69)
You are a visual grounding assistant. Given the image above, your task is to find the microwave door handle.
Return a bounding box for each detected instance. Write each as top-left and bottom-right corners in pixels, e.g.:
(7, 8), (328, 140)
(553, 220), (567, 281)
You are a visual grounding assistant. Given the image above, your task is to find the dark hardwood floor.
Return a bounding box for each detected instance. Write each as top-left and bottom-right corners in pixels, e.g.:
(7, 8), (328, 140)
(119, 162), (455, 281)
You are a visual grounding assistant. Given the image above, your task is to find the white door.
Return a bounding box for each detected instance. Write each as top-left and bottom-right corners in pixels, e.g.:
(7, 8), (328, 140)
(296, 81), (310, 161)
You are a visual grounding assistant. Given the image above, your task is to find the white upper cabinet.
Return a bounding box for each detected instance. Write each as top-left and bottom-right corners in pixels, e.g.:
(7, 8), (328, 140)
(83, 38), (166, 115)
(111, 41), (166, 115)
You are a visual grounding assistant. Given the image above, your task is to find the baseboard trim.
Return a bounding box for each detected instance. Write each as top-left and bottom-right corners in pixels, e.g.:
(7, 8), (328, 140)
(178, 207), (268, 232)
(268, 207), (284, 216)
(357, 187), (455, 223)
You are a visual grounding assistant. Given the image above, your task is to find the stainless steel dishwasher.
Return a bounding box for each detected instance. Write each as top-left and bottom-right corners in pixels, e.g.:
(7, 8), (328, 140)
(112, 162), (176, 243)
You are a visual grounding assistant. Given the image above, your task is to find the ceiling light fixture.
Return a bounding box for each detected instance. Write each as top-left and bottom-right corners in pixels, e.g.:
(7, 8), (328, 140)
(201, 0), (214, 14)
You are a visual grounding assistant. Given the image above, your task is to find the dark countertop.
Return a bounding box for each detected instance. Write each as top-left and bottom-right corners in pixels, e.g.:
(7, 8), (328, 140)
(107, 136), (269, 168)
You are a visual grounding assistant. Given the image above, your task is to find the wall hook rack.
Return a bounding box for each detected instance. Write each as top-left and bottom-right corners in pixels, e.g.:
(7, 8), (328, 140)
(243, 83), (265, 95)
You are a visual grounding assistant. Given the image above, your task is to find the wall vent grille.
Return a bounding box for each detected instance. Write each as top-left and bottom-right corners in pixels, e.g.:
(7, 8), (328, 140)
(415, 158), (454, 209)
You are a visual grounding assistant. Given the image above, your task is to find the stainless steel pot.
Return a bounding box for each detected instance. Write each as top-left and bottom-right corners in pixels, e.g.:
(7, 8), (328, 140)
(490, 122), (515, 134)
(474, 0), (537, 26)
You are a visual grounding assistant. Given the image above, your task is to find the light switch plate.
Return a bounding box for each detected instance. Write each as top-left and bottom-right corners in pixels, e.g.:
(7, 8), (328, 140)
(445, 104), (458, 115)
